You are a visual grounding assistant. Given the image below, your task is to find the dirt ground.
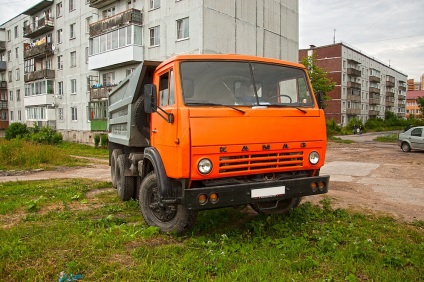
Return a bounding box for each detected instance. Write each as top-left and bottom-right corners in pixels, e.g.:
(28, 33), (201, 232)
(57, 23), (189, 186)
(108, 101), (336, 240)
(1, 138), (423, 222)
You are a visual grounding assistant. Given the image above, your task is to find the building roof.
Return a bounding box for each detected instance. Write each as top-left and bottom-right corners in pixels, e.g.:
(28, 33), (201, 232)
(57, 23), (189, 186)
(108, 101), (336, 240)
(406, 90), (424, 100)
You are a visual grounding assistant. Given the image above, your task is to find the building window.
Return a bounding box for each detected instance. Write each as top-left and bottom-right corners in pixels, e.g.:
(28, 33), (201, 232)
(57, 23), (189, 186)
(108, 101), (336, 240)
(15, 47), (19, 59)
(59, 108), (64, 121)
(10, 111), (14, 121)
(71, 107), (78, 121)
(126, 68), (135, 76)
(102, 72), (115, 85)
(16, 69), (20, 81)
(9, 91), (13, 101)
(7, 30), (11, 41)
(127, 0), (136, 9)
(71, 79), (77, 94)
(14, 26), (18, 38)
(70, 51), (76, 67)
(57, 55), (63, 69)
(149, 26), (160, 47)
(57, 29), (63, 43)
(176, 17), (189, 40)
(102, 7), (115, 19)
(69, 0), (75, 11)
(86, 16), (92, 34)
(17, 89), (20, 101)
(85, 47), (89, 63)
(56, 2), (63, 17)
(8, 71), (12, 82)
(89, 25), (141, 55)
(18, 110), (22, 121)
(7, 51), (11, 62)
(58, 81), (63, 95)
(149, 0), (160, 10)
(70, 23), (76, 39)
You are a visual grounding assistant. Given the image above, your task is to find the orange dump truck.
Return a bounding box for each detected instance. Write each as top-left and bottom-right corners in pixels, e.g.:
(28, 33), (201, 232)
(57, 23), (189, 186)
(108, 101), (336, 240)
(108, 54), (329, 233)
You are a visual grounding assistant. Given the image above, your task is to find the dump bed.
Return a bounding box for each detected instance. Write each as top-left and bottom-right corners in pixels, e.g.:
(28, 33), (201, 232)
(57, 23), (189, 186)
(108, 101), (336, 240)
(108, 61), (160, 147)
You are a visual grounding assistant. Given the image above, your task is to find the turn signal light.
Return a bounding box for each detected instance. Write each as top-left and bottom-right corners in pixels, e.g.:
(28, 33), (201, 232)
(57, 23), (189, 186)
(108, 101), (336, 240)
(198, 194), (208, 205)
(318, 181), (326, 191)
(209, 193), (219, 204)
(311, 182), (318, 192)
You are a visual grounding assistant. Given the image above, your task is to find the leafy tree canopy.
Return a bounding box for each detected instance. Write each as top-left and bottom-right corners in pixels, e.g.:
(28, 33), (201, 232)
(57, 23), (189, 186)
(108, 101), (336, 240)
(416, 96), (424, 116)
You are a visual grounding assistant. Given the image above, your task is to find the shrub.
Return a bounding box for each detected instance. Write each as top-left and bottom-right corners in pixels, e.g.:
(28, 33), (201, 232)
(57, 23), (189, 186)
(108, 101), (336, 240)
(29, 127), (63, 145)
(5, 122), (28, 140)
(326, 119), (341, 136)
(94, 134), (101, 148)
(100, 134), (108, 148)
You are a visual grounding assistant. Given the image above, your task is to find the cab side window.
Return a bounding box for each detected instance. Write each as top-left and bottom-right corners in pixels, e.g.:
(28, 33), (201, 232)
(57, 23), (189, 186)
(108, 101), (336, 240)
(159, 70), (174, 106)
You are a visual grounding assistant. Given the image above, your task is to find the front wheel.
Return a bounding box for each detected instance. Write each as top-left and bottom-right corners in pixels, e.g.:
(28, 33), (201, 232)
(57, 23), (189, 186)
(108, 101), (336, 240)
(139, 172), (197, 233)
(250, 197), (301, 215)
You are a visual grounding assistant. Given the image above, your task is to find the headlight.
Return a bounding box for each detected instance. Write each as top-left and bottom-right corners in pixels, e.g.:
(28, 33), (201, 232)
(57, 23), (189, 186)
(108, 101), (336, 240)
(198, 158), (213, 174)
(309, 151), (319, 165)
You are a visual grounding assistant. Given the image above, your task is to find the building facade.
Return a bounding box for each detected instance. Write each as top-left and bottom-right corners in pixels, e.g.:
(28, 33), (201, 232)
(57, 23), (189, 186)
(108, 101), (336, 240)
(299, 43), (407, 126)
(0, 0), (299, 142)
(406, 90), (423, 118)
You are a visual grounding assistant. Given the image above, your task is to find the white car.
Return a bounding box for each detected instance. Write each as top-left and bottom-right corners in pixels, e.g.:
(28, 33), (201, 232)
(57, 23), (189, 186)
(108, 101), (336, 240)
(398, 126), (424, 152)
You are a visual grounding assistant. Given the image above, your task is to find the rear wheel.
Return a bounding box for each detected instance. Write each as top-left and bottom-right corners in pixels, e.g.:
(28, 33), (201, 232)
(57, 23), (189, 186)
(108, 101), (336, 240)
(139, 172), (197, 233)
(401, 142), (411, 152)
(116, 154), (135, 201)
(110, 149), (123, 188)
(250, 197), (301, 215)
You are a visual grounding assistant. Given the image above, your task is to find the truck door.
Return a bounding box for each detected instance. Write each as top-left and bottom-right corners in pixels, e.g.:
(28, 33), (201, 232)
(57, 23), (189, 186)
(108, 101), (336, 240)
(151, 69), (179, 178)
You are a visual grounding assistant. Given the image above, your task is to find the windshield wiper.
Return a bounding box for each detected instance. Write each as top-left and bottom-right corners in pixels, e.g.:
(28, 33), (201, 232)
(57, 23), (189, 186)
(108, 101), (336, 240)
(263, 104), (308, 113)
(185, 102), (245, 114)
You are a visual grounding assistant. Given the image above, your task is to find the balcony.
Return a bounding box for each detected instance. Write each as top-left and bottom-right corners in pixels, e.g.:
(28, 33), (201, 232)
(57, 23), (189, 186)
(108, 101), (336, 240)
(398, 94), (406, 100)
(347, 81), (361, 89)
(385, 101), (394, 107)
(0, 81), (6, 89)
(23, 17), (54, 39)
(346, 108), (361, 115)
(369, 110), (379, 116)
(24, 42), (54, 59)
(0, 100), (8, 109)
(369, 75), (380, 83)
(0, 41), (5, 52)
(397, 112), (405, 118)
(386, 91), (395, 97)
(89, 9), (142, 38)
(24, 93), (55, 107)
(90, 85), (116, 101)
(386, 76), (395, 87)
(369, 87), (380, 94)
(89, 0), (118, 9)
(24, 69), (55, 83)
(369, 97), (380, 105)
(347, 68), (361, 77)
(0, 61), (6, 72)
(347, 94), (361, 102)
(89, 44), (143, 70)
(399, 86), (406, 91)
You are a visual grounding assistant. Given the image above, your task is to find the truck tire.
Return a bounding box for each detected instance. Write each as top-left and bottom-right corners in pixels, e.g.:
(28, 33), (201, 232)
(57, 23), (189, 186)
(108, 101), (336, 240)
(133, 96), (150, 137)
(139, 172), (197, 233)
(250, 197), (301, 215)
(116, 154), (135, 201)
(110, 149), (123, 188)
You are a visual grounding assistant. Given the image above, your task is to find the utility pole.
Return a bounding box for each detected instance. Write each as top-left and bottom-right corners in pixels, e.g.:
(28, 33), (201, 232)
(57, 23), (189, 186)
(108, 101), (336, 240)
(333, 29), (336, 44)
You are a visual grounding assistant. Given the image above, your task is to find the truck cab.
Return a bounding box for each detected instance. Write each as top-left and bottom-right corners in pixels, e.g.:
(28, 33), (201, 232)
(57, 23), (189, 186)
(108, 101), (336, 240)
(108, 54), (329, 233)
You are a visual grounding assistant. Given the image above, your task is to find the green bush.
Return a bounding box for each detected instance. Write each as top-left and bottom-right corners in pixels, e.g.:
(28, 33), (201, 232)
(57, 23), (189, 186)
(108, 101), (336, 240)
(100, 134), (108, 148)
(94, 134), (101, 148)
(29, 127), (63, 145)
(326, 119), (341, 136)
(5, 122), (28, 140)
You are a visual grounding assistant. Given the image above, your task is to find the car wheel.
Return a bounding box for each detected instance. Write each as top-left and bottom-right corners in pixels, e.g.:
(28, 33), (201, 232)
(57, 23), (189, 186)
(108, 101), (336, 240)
(139, 172), (197, 233)
(116, 154), (135, 201)
(110, 149), (123, 188)
(401, 142), (411, 152)
(250, 197), (301, 215)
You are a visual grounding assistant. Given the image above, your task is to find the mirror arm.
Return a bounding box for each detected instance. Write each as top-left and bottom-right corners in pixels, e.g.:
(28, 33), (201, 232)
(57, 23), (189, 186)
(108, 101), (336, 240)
(156, 106), (174, 124)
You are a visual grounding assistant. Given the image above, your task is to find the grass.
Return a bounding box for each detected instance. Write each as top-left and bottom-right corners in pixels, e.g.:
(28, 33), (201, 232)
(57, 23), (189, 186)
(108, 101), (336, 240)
(0, 139), (108, 171)
(0, 179), (422, 281)
(328, 136), (354, 144)
(374, 134), (398, 143)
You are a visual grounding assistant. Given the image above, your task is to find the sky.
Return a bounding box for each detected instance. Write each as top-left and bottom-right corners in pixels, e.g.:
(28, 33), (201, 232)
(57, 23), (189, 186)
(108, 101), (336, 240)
(1, 0), (423, 80)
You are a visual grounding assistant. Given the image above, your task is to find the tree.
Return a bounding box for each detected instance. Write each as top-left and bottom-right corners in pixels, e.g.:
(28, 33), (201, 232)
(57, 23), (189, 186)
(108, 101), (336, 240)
(300, 52), (336, 101)
(417, 96), (424, 117)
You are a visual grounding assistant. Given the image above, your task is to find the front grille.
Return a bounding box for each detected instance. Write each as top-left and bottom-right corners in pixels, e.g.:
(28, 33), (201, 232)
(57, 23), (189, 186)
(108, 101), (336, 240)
(219, 151), (303, 174)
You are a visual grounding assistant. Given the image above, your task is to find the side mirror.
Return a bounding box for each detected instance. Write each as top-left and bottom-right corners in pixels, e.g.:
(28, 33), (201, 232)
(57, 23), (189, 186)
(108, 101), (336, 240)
(317, 90), (324, 109)
(144, 84), (157, 113)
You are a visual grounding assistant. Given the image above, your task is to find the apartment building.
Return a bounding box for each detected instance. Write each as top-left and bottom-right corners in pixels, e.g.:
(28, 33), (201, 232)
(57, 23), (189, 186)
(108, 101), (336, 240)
(299, 43), (407, 126)
(407, 76), (424, 91)
(406, 90), (423, 118)
(0, 0), (300, 142)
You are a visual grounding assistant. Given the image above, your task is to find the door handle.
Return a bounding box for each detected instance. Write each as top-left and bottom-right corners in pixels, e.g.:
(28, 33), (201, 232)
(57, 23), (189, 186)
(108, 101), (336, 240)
(152, 129), (158, 133)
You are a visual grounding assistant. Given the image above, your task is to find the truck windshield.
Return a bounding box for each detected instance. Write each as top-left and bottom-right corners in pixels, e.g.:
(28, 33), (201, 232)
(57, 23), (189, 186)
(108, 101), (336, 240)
(180, 61), (314, 107)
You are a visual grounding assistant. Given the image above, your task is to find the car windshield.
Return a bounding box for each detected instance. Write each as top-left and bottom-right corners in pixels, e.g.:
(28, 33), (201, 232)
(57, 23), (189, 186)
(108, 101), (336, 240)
(180, 61), (315, 107)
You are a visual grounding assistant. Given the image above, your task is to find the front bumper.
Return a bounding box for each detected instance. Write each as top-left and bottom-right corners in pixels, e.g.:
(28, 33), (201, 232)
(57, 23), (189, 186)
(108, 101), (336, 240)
(184, 175), (329, 210)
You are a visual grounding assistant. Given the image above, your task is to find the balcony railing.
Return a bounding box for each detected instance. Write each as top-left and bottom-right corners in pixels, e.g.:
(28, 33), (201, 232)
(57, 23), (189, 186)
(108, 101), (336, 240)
(23, 17), (54, 39)
(399, 86), (406, 91)
(0, 41), (5, 52)
(0, 61), (6, 72)
(385, 101), (394, 107)
(369, 98), (380, 105)
(386, 76), (395, 87)
(89, 0), (118, 9)
(347, 94), (361, 102)
(347, 68), (361, 77)
(398, 94), (406, 100)
(90, 85), (116, 100)
(24, 42), (54, 59)
(0, 81), (6, 89)
(368, 110), (379, 116)
(89, 9), (142, 38)
(346, 108), (361, 115)
(386, 91), (395, 97)
(369, 75), (380, 83)
(0, 100), (8, 109)
(369, 87), (380, 94)
(24, 69), (55, 83)
(347, 81), (361, 89)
